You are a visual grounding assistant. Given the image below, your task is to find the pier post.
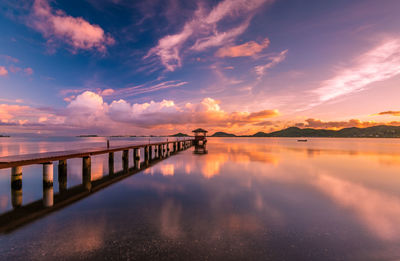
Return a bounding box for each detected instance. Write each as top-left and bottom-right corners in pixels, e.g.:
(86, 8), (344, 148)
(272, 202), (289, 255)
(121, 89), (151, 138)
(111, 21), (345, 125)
(144, 146), (149, 166)
(43, 162), (53, 187)
(144, 146), (149, 161)
(109, 152), (114, 175)
(163, 144), (166, 156)
(43, 162), (54, 207)
(58, 160), (67, 193)
(82, 156), (91, 191)
(167, 144), (170, 156)
(11, 166), (22, 208)
(122, 150), (129, 173)
(149, 146), (153, 161)
(173, 142), (176, 152)
(134, 148), (140, 170)
(158, 144), (162, 158)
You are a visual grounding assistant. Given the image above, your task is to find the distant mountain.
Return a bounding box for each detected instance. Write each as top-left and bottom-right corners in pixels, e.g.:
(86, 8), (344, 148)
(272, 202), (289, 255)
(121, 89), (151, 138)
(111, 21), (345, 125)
(170, 133), (189, 137)
(211, 132), (237, 137)
(252, 132), (269, 137)
(251, 126), (400, 138)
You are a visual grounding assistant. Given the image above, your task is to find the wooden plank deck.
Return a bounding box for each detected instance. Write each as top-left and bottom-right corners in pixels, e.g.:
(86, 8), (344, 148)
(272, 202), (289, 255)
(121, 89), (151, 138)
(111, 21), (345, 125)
(0, 139), (194, 169)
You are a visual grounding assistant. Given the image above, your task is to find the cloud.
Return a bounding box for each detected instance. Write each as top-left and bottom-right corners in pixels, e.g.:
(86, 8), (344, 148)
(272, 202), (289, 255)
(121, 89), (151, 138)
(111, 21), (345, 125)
(0, 104), (62, 126)
(190, 20), (250, 51)
(315, 175), (400, 240)
(61, 80), (188, 101)
(0, 55), (19, 63)
(100, 88), (114, 96)
(0, 91), (279, 135)
(377, 110), (400, 116)
(216, 38), (270, 57)
(30, 0), (115, 53)
(313, 38), (400, 102)
(113, 80), (188, 98)
(145, 0), (273, 71)
(6, 65), (34, 76)
(254, 49), (288, 78)
(294, 118), (400, 129)
(0, 66), (8, 76)
(24, 67), (34, 75)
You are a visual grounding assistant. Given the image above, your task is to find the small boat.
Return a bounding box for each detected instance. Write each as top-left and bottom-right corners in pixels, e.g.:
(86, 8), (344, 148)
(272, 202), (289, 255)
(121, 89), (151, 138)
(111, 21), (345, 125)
(297, 139), (308, 142)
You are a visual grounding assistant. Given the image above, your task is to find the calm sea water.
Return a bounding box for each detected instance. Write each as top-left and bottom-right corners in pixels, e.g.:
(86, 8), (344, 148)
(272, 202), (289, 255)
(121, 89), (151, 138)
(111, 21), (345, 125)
(0, 137), (400, 260)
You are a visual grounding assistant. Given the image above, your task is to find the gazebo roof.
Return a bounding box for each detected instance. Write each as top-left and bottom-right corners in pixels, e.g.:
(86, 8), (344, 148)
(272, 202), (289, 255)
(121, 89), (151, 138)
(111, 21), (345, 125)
(192, 128), (208, 133)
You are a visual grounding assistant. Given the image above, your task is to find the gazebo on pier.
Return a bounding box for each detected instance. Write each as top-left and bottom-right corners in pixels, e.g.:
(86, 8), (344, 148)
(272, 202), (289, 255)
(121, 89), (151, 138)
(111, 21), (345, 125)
(192, 128), (208, 146)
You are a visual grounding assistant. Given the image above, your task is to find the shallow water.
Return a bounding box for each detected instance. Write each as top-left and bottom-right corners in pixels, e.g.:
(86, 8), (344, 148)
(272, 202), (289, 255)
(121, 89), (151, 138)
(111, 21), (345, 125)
(0, 137), (400, 260)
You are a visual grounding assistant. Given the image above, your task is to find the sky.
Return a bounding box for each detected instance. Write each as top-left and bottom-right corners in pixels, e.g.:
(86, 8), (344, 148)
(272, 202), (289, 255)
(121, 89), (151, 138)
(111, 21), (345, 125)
(1, 0), (400, 136)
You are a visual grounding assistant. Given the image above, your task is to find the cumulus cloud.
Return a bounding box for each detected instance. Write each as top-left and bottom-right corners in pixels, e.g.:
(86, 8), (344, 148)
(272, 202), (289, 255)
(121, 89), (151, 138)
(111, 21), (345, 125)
(377, 110), (400, 116)
(0, 66), (8, 76)
(30, 0), (115, 53)
(216, 38), (270, 57)
(0, 91), (279, 135)
(313, 38), (400, 103)
(254, 49), (288, 78)
(294, 118), (400, 129)
(145, 0), (273, 71)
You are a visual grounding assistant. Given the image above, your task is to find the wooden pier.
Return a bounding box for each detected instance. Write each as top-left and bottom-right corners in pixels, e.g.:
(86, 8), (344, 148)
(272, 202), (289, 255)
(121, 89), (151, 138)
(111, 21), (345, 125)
(0, 139), (195, 232)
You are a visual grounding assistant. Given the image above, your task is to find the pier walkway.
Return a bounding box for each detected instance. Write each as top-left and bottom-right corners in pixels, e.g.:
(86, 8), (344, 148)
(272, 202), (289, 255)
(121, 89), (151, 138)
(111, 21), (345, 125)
(0, 139), (195, 233)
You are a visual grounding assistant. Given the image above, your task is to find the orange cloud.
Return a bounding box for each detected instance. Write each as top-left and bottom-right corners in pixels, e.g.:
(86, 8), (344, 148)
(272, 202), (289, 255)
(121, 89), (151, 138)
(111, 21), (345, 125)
(216, 38), (270, 57)
(377, 111), (400, 116)
(0, 66), (8, 76)
(295, 118), (400, 129)
(31, 0), (115, 52)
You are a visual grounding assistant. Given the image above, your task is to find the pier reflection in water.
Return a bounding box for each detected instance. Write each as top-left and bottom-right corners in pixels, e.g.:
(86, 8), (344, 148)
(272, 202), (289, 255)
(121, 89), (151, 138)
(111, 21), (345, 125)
(1, 137), (400, 260)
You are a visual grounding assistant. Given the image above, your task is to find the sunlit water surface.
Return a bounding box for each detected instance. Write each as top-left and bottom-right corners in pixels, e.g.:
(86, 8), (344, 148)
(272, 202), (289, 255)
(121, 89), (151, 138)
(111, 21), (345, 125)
(0, 137), (400, 260)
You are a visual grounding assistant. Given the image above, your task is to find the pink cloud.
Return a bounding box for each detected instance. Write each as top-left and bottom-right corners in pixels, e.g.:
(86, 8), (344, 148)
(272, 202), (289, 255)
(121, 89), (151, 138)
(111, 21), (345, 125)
(313, 38), (400, 103)
(24, 67), (34, 75)
(8, 65), (21, 73)
(216, 38), (270, 57)
(146, 0), (273, 71)
(7, 65), (34, 76)
(0, 66), (8, 76)
(190, 20), (250, 51)
(100, 88), (114, 96)
(254, 49), (288, 78)
(315, 175), (400, 240)
(31, 0), (115, 53)
(0, 55), (19, 63)
(0, 104), (61, 126)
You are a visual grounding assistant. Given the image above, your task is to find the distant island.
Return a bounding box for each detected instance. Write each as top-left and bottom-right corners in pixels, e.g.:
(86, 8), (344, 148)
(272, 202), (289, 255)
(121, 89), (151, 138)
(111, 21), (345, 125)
(211, 125), (400, 138)
(0, 135), (10, 137)
(77, 135), (98, 137)
(211, 132), (237, 137)
(170, 133), (189, 137)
